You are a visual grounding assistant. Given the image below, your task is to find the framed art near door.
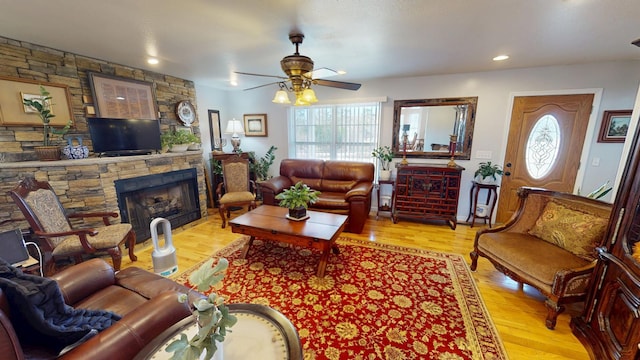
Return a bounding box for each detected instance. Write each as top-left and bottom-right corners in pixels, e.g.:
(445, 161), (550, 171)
(208, 110), (222, 151)
(598, 110), (632, 143)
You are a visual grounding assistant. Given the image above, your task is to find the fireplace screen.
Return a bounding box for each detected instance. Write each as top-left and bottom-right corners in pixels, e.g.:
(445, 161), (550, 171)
(115, 168), (200, 242)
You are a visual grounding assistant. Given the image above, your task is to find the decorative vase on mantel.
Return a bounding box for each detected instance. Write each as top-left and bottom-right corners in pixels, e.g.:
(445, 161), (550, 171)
(62, 137), (89, 160)
(34, 146), (61, 161)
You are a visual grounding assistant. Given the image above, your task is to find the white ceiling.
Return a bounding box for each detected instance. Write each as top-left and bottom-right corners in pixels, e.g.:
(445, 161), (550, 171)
(0, 0), (639, 91)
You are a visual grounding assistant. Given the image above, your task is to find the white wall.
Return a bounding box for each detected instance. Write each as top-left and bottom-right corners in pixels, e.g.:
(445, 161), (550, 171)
(196, 60), (640, 221)
(193, 84), (229, 177)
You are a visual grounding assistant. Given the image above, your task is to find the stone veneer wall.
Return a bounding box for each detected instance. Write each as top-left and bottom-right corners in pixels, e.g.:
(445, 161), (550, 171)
(0, 35), (199, 162)
(0, 152), (207, 236)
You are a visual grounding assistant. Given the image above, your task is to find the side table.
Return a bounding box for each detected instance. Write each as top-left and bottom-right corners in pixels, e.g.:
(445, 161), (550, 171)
(376, 179), (395, 219)
(466, 181), (499, 228)
(135, 303), (302, 360)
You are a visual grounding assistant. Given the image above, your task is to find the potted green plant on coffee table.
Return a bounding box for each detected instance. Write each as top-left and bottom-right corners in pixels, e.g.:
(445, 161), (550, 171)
(275, 181), (321, 220)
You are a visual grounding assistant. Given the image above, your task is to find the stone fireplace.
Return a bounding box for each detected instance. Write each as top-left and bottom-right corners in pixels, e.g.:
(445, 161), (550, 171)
(115, 169), (201, 242)
(0, 152), (208, 238)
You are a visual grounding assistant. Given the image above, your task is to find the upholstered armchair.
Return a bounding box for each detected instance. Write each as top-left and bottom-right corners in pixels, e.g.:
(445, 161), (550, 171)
(217, 157), (257, 228)
(8, 177), (137, 275)
(470, 187), (612, 329)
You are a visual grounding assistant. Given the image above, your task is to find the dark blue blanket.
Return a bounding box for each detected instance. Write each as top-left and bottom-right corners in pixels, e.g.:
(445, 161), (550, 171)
(0, 258), (120, 354)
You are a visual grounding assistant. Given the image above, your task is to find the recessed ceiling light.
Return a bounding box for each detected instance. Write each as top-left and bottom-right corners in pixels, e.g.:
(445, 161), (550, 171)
(147, 58), (159, 65)
(337, 70), (347, 75)
(493, 55), (509, 61)
(230, 80), (238, 86)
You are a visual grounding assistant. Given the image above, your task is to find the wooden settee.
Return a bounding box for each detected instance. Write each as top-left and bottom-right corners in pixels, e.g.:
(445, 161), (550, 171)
(470, 187), (612, 329)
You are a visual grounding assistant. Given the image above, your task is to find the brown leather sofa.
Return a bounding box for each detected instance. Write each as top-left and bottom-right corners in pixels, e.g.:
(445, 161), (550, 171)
(470, 187), (612, 329)
(260, 159), (374, 233)
(0, 258), (199, 360)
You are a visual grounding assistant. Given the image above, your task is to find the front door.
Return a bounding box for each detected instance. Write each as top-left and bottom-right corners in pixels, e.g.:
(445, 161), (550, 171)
(496, 94), (594, 223)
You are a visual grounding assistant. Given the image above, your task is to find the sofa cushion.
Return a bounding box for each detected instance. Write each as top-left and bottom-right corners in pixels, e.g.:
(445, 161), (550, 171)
(312, 191), (350, 210)
(478, 232), (590, 289)
(528, 201), (608, 261)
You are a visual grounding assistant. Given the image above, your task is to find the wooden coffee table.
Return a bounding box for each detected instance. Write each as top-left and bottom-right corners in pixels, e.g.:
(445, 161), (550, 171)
(229, 205), (348, 278)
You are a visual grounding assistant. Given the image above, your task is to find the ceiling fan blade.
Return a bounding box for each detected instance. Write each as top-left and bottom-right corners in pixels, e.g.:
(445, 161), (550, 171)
(313, 79), (361, 91)
(235, 71), (288, 80)
(305, 67), (339, 79)
(243, 81), (283, 91)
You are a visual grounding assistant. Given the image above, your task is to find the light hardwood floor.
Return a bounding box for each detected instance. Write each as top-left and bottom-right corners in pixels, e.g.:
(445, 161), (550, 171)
(121, 209), (590, 360)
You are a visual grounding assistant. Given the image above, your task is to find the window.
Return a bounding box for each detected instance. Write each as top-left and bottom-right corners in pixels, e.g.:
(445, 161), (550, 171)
(525, 114), (561, 179)
(288, 102), (381, 162)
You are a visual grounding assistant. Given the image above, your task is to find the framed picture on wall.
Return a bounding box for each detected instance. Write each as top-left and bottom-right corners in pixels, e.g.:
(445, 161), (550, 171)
(243, 113), (268, 137)
(88, 72), (159, 120)
(598, 110), (632, 143)
(208, 110), (223, 151)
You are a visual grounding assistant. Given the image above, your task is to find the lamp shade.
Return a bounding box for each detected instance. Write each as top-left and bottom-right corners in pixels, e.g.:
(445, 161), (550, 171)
(224, 119), (245, 135)
(272, 89), (291, 104)
(301, 88), (318, 103)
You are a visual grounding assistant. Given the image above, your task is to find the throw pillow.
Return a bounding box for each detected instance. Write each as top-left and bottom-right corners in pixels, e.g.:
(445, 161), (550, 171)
(528, 201), (608, 261)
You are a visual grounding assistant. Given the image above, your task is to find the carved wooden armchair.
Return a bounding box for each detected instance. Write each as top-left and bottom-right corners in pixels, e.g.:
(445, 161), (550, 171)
(8, 177), (137, 275)
(470, 187), (612, 329)
(216, 157), (257, 228)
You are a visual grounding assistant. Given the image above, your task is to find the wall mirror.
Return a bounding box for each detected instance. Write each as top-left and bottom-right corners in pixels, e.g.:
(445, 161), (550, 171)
(392, 97), (477, 160)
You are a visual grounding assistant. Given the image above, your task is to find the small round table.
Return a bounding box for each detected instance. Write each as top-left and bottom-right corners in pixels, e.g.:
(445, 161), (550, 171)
(135, 303), (302, 360)
(466, 181), (499, 228)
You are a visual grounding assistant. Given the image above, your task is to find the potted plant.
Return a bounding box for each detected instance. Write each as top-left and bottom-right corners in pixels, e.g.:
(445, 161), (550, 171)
(168, 257), (237, 360)
(275, 181), (321, 219)
(249, 145), (278, 181)
(161, 129), (200, 152)
(371, 146), (394, 181)
(22, 85), (71, 161)
(474, 161), (504, 184)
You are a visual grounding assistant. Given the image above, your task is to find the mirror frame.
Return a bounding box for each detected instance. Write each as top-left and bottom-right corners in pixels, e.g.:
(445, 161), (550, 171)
(392, 96), (477, 160)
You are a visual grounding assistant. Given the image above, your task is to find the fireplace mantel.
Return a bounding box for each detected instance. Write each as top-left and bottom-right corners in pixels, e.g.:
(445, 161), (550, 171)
(0, 152), (207, 235)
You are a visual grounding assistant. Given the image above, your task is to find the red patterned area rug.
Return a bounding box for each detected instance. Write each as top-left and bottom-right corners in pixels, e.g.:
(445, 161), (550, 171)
(176, 237), (508, 360)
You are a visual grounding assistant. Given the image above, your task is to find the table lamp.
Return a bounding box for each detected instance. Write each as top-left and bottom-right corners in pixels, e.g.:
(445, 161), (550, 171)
(225, 118), (245, 152)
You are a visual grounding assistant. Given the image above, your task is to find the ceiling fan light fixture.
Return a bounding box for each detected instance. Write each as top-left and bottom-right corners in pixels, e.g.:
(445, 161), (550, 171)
(272, 89), (291, 104)
(294, 93), (310, 106)
(301, 88), (318, 103)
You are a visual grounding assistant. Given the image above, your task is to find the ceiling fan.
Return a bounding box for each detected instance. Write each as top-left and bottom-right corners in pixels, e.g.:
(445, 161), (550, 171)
(235, 33), (361, 102)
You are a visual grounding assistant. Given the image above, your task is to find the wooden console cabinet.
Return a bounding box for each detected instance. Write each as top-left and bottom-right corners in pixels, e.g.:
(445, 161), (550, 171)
(570, 120), (640, 359)
(392, 163), (464, 229)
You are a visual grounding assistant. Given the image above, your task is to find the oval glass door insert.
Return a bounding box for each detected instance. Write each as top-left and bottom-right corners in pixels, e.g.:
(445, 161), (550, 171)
(525, 114), (561, 179)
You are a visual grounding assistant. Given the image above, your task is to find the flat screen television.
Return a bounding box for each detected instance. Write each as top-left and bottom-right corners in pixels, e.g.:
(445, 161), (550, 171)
(88, 117), (161, 156)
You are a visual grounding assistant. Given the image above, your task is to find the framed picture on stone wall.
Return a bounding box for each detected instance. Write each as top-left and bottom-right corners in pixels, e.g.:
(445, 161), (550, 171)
(0, 75), (74, 127)
(88, 72), (159, 120)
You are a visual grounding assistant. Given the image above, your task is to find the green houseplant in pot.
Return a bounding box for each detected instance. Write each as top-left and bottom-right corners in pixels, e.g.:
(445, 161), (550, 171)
(275, 181), (321, 219)
(474, 161), (503, 184)
(22, 85), (71, 161)
(168, 257), (237, 360)
(372, 146), (394, 181)
(161, 130), (200, 152)
(249, 145), (278, 181)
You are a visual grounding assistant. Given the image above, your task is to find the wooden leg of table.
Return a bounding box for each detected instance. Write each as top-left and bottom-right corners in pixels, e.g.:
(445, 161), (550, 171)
(317, 246), (331, 278)
(240, 236), (255, 259)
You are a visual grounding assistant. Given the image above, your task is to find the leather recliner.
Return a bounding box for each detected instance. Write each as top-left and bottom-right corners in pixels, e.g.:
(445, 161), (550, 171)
(0, 258), (199, 360)
(260, 159), (374, 233)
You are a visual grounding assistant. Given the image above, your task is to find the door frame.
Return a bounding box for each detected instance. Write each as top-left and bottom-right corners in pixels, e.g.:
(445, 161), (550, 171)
(498, 88), (603, 196)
